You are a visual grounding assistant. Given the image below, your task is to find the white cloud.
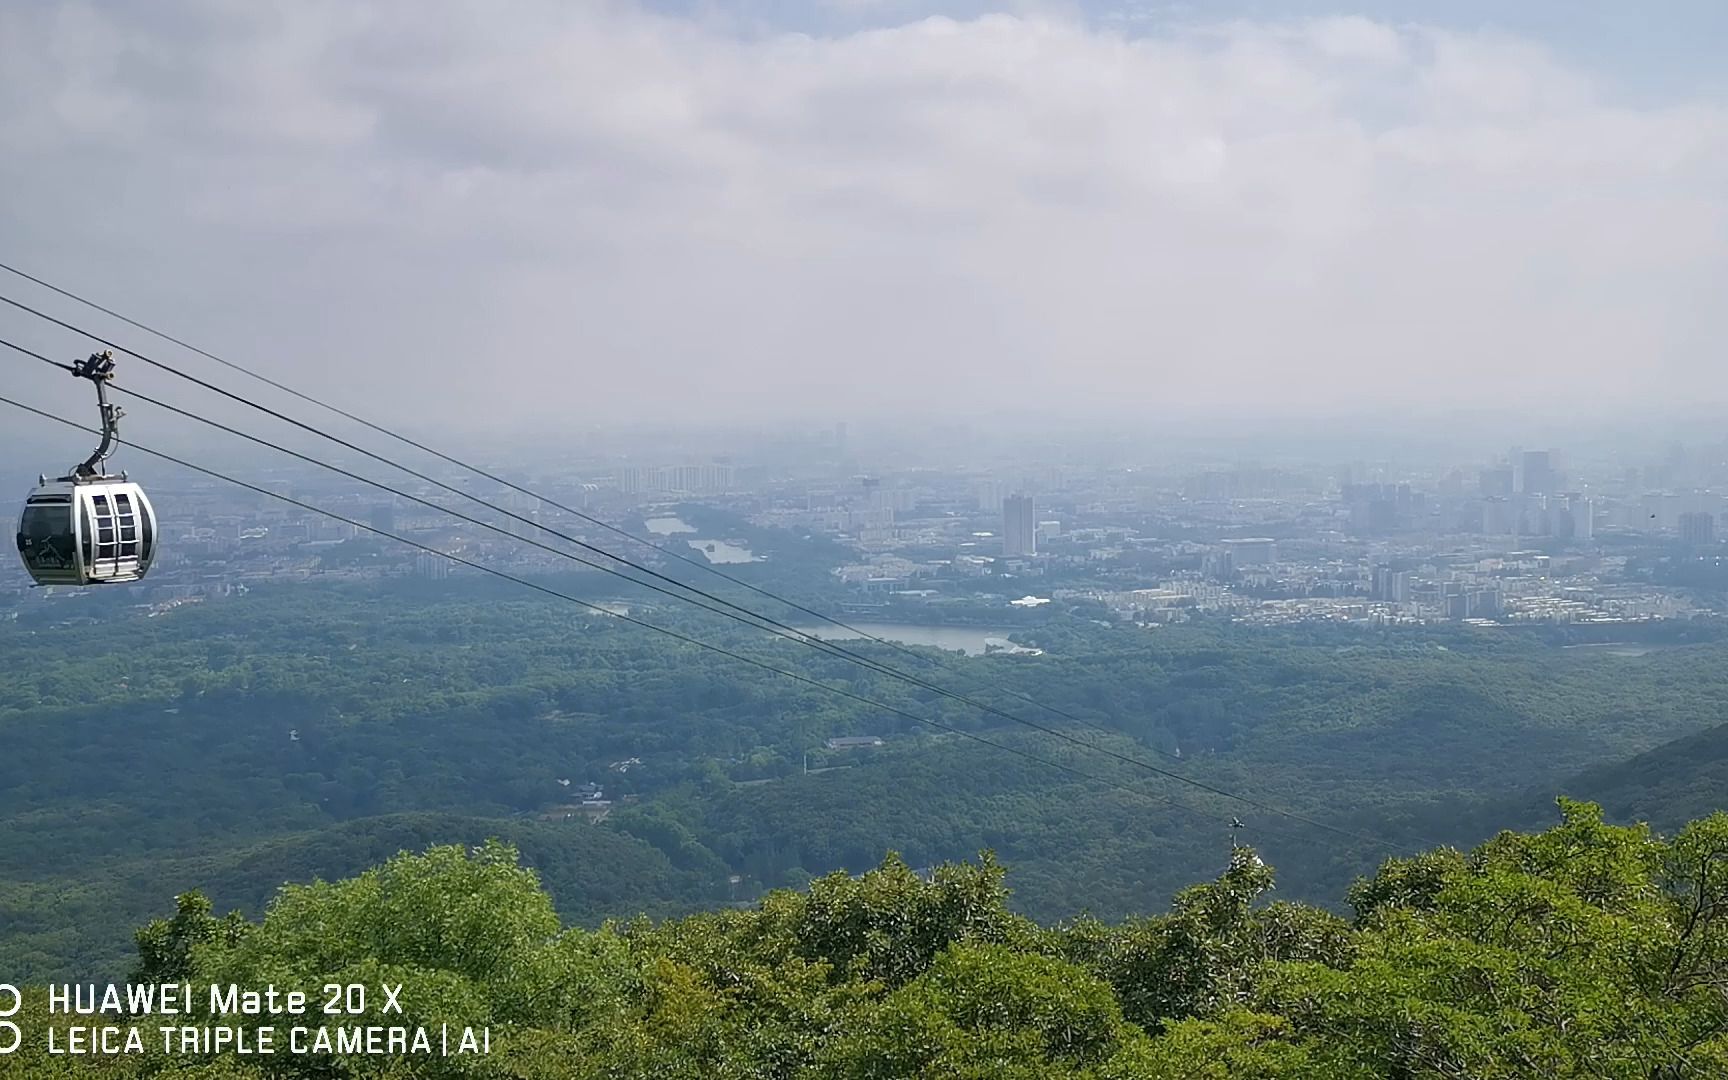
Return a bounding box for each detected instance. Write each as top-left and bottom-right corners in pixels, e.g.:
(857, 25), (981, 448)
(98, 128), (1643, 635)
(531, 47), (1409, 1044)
(0, 1), (1723, 432)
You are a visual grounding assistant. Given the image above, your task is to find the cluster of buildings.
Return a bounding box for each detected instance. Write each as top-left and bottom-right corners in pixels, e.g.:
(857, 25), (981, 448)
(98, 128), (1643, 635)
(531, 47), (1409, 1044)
(615, 463), (738, 495)
(748, 441), (1728, 630)
(10, 432), (1728, 636)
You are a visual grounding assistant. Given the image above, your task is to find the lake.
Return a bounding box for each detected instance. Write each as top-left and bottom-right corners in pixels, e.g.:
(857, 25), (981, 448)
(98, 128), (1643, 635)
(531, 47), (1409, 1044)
(644, 517), (695, 535)
(1560, 642), (1690, 658)
(643, 518), (757, 563)
(791, 623), (1026, 657)
(689, 539), (757, 564)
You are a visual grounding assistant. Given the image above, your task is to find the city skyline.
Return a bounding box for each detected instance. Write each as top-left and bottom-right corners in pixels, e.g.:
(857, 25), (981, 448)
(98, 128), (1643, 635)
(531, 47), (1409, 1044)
(15, 418), (1728, 637)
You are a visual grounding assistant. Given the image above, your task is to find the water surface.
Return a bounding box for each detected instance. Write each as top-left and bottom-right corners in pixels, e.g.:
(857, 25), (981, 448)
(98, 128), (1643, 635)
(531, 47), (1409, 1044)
(792, 623), (1026, 656)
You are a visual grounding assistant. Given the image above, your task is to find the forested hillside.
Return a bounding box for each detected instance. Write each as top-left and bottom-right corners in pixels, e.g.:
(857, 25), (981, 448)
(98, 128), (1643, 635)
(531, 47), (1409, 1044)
(0, 814), (704, 983)
(5, 581), (1728, 980)
(1498, 720), (1728, 835)
(3, 801), (1725, 1078)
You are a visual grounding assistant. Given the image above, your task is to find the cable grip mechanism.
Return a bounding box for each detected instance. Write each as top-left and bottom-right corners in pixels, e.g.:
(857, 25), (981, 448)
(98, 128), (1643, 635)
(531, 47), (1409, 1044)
(68, 350), (123, 480)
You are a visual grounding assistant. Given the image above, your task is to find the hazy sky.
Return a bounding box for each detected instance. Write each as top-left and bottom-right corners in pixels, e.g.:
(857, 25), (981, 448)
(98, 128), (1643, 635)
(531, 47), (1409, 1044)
(1, 0), (1724, 438)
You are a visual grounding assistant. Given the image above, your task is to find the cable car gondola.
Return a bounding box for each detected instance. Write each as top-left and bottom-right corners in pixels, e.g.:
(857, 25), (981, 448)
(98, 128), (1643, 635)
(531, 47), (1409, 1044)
(15, 351), (158, 586)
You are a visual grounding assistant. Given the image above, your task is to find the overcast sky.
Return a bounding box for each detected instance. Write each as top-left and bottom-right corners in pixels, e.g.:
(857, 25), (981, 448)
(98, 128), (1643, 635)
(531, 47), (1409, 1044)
(1, 0), (1724, 439)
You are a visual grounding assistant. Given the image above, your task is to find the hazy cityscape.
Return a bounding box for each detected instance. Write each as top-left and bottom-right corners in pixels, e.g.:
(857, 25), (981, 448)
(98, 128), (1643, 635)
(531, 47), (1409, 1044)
(12, 424), (1728, 637)
(4, 0), (1728, 1072)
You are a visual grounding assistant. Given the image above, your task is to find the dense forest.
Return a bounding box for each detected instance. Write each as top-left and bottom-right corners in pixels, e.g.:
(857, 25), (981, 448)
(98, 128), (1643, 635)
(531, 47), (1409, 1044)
(2, 800), (1725, 1077)
(5, 580), (1728, 982)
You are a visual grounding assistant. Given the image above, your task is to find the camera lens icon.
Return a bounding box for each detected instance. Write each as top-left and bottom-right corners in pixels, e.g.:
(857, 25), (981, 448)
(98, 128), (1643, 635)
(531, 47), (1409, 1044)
(0, 984), (19, 1054)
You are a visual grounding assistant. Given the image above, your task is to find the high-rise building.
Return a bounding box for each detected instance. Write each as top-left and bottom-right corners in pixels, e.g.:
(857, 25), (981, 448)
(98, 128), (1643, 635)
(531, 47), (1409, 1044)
(1468, 586), (1502, 618)
(616, 463), (735, 495)
(1478, 466), (1514, 497)
(976, 481), (1004, 513)
(1481, 497), (1515, 535)
(503, 506), (541, 540)
(1372, 567), (1410, 603)
(1679, 511), (1716, 546)
(1518, 450), (1555, 495)
(1554, 494), (1594, 542)
(1442, 582), (1469, 620)
(1220, 537), (1277, 565)
(1003, 494), (1037, 557)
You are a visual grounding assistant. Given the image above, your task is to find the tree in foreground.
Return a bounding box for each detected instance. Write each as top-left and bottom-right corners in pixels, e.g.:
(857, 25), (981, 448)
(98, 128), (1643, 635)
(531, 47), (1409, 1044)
(5, 800), (1722, 1079)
